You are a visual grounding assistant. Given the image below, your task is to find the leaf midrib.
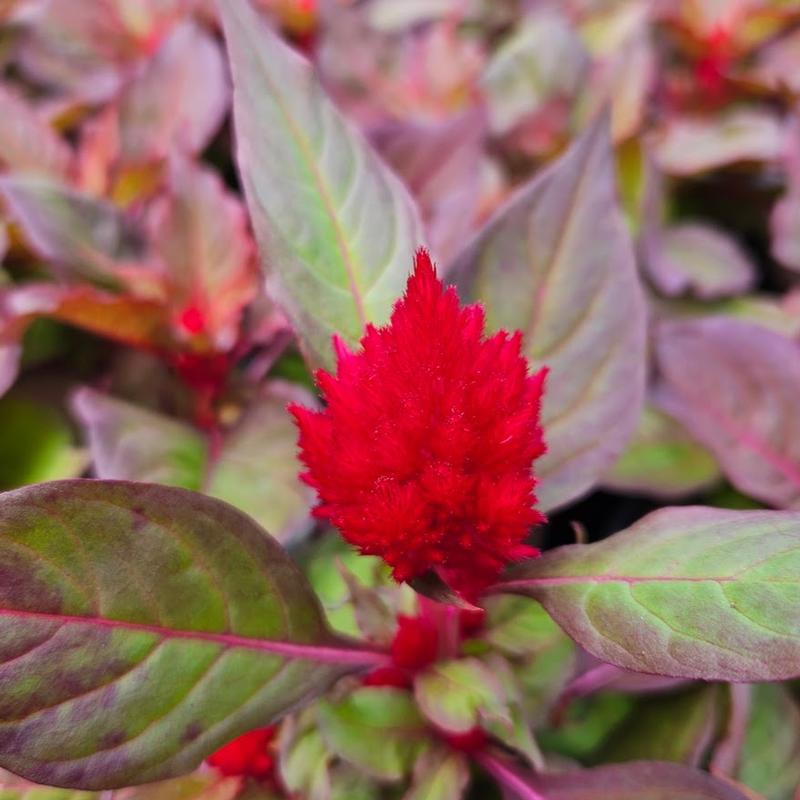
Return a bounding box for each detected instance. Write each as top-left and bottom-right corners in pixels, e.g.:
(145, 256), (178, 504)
(0, 606), (386, 666)
(233, 6), (368, 328)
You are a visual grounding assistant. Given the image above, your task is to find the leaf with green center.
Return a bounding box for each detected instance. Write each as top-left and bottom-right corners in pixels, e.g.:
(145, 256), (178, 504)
(317, 687), (429, 781)
(478, 595), (576, 725)
(414, 657), (511, 735)
(0, 480), (380, 789)
(219, 0), (424, 368)
(643, 223), (756, 301)
(735, 684), (800, 800)
(404, 746), (470, 800)
(0, 177), (145, 289)
(482, 9), (588, 136)
(451, 117), (646, 512)
(495, 506), (800, 681)
(72, 384), (314, 545)
(597, 685), (722, 766)
(603, 403), (721, 501)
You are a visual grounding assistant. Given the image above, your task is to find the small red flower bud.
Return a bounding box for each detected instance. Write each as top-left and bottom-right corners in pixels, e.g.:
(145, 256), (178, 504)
(291, 250), (547, 598)
(207, 726), (278, 781)
(362, 665), (413, 689)
(439, 726), (489, 754)
(391, 614), (440, 670)
(176, 304), (207, 336)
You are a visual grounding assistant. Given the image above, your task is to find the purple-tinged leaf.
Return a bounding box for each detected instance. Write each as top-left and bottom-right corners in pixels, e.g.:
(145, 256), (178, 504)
(72, 385), (314, 545)
(414, 658), (511, 734)
(404, 746), (470, 800)
(644, 224), (756, 300)
(494, 505), (800, 682)
(603, 402), (721, 501)
(0, 770), (241, 799)
(733, 684), (800, 800)
(16, 0), (182, 103)
(0, 343), (20, 399)
(478, 753), (756, 800)
(119, 20), (229, 162)
(147, 157), (257, 349)
(451, 117), (646, 512)
(655, 318), (800, 508)
(0, 83), (71, 178)
(71, 388), (206, 490)
(482, 9), (589, 137)
(753, 28), (800, 94)
(0, 480), (384, 789)
(576, 28), (654, 144)
(770, 137), (800, 273)
(654, 110), (786, 176)
(371, 112), (486, 264)
(219, 0), (424, 368)
(710, 684), (752, 779)
(0, 177), (145, 288)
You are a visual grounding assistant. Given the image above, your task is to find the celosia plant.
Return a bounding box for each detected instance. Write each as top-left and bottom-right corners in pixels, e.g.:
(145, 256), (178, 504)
(0, 1), (799, 799)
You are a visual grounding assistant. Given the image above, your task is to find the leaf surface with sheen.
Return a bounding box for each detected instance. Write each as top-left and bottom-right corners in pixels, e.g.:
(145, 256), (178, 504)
(220, 0), (424, 367)
(496, 506), (800, 681)
(0, 480), (365, 789)
(451, 117), (646, 511)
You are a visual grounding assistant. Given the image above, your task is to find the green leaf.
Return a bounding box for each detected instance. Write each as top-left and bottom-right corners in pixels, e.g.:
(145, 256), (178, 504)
(0, 786), (93, 800)
(538, 693), (634, 761)
(598, 686), (722, 766)
(482, 9), (588, 136)
(404, 746), (470, 800)
(414, 657), (511, 734)
(318, 687), (429, 781)
(603, 403), (721, 501)
(0, 480), (374, 789)
(480, 596), (576, 726)
(279, 725), (330, 799)
(451, 116), (646, 512)
(496, 506), (800, 681)
(0, 393), (87, 490)
(219, 0), (424, 368)
(736, 684), (800, 800)
(73, 384), (314, 545)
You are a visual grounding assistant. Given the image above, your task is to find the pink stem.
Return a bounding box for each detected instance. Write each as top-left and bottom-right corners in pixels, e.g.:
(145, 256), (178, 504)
(475, 750), (549, 800)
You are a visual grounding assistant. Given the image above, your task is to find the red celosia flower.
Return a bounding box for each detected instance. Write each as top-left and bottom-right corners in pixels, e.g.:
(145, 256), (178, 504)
(207, 726), (278, 782)
(291, 249), (547, 597)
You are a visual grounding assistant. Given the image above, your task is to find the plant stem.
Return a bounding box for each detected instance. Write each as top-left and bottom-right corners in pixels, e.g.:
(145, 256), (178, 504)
(475, 750), (549, 800)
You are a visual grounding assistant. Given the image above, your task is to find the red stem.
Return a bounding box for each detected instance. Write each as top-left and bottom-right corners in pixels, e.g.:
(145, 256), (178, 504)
(475, 750), (549, 800)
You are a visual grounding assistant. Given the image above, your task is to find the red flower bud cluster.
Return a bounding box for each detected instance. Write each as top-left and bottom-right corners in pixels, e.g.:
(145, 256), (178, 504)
(207, 726), (279, 784)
